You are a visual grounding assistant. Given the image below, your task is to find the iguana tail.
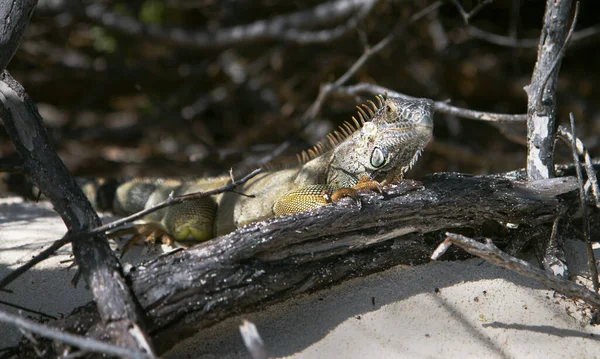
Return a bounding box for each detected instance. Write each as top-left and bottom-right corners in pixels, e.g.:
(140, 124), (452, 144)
(77, 178), (123, 212)
(78, 177), (222, 241)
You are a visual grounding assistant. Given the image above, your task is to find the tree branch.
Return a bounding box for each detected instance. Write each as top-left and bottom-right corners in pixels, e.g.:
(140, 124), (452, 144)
(0, 70), (154, 355)
(0, 0), (36, 71)
(450, 0), (493, 25)
(335, 82), (527, 122)
(36, 0), (377, 47)
(1, 4), (153, 354)
(467, 24), (600, 49)
(525, 0), (574, 180)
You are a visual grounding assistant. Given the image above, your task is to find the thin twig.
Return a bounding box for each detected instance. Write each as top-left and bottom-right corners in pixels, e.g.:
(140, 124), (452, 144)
(433, 233), (600, 309)
(508, 0), (520, 48)
(0, 235), (72, 290)
(554, 123), (600, 291)
(304, 1), (444, 121)
(556, 126), (600, 210)
(567, 114), (598, 291)
(96, 168), (261, 234)
(0, 299), (57, 320)
(0, 163), (25, 173)
(451, 0), (494, 25)
(335, 83), (527, 122)
(542, 214), (568, 277)
(239, 320), (268, 359)
(467, 26), (538, 48)
(0, 309), (154, 359)
(334, 1), (443, 88)
(467, 23), (600, 49)
(0, 168), (262, 290)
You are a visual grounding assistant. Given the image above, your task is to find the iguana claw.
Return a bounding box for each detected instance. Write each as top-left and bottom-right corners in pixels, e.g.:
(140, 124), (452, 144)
(328, 177), (382, 206)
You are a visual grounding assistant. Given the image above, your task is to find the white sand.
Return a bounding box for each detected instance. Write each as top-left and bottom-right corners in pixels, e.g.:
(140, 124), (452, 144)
(1, 196), (599, 358)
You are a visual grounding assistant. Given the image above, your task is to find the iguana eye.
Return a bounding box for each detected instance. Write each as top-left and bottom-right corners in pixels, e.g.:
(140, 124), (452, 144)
(370, 147), (387, 168)
(386, 104), (394, 114)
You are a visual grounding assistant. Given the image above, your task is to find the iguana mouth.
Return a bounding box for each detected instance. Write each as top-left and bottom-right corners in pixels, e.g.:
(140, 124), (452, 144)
(388, 124), (432, 132)
(417, 113), (434, 129)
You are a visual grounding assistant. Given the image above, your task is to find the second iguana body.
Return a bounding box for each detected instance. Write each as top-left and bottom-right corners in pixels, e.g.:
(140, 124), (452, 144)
(82, 95), (434, 242)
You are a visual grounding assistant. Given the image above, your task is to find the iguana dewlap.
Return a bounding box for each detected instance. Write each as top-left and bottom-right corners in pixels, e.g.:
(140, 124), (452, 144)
(82, 96), (434, 241)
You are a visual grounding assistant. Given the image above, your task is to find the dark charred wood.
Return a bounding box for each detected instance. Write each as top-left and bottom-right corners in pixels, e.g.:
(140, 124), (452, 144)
(0, 0), (36, 72)
(0, 71), (154, 356)
(525, 0), (574, 180)
(17, 173), (578, 355)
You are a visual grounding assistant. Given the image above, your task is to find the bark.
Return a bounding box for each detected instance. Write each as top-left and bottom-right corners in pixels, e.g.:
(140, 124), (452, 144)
(0, 70), (154, 356)
(0, 0), (36, 71)
(525, 0), (573, 180)
(0, 0), (153, 350)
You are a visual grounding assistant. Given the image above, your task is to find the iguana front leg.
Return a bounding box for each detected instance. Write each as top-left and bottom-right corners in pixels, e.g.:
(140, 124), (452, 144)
(273, 184), (337, 216)
(273, 177), (382, 216)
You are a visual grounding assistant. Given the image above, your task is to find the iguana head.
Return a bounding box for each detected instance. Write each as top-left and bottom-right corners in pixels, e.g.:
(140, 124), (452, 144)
(327, 96), (434, 187)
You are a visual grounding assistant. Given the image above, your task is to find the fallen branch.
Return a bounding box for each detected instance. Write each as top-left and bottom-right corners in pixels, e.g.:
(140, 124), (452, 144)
(434, 233), (600, 311)
(0, 309), (153, 359)
(25, 173), (579, 355)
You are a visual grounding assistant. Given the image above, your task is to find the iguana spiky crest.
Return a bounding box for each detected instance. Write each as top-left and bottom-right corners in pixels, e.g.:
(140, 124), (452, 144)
(296, 94), (386, 164)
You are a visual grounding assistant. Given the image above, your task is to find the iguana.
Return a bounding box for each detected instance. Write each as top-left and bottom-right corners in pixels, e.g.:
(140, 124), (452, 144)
(81, 95), (434, 244)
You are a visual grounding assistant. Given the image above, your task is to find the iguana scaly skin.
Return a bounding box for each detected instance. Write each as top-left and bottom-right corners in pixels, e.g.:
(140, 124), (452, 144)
(82, 96), (434, 242)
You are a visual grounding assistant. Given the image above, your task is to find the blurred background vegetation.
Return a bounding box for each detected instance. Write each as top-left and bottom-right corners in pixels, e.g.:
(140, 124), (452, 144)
(2, 0), (599, 186)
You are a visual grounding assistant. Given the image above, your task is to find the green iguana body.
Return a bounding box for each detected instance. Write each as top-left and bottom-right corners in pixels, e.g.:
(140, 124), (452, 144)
(82, 96), (434, 241)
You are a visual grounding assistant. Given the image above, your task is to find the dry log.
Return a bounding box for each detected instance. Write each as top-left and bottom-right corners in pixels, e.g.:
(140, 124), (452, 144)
(31, 173), (577, 354)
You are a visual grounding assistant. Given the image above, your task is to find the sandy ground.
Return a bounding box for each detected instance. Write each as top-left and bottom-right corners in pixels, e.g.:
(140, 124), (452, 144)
(1, 196), (599, 358)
